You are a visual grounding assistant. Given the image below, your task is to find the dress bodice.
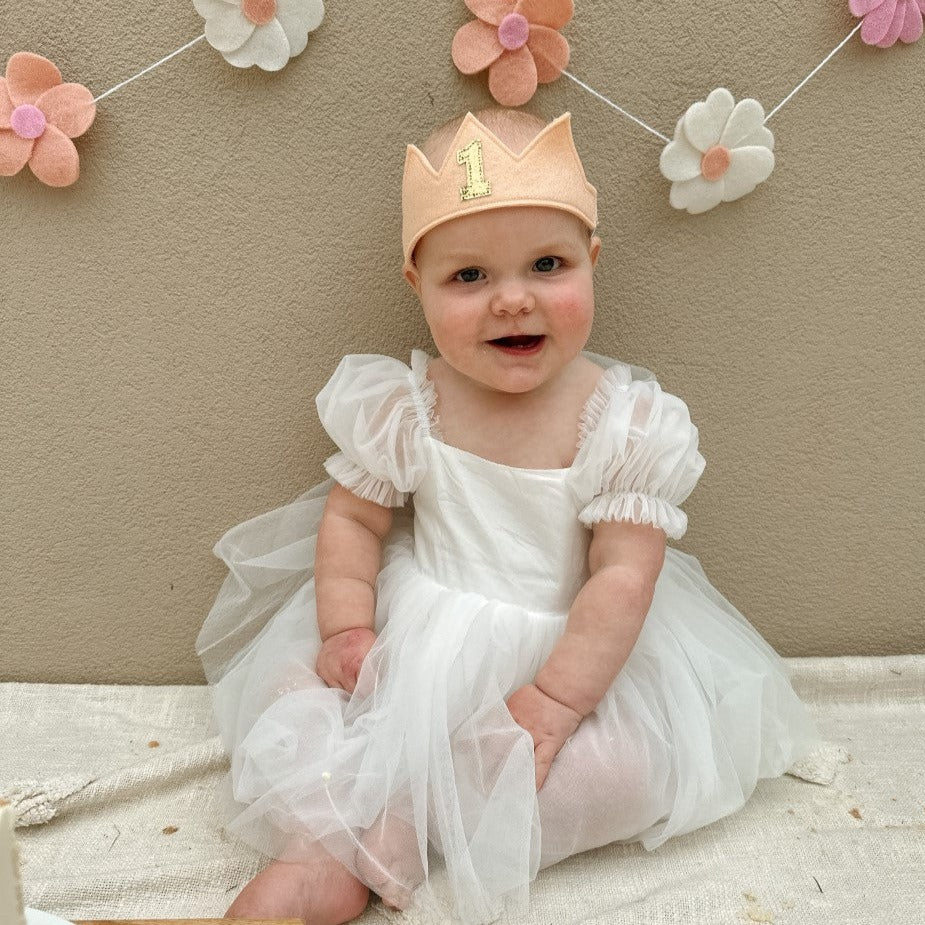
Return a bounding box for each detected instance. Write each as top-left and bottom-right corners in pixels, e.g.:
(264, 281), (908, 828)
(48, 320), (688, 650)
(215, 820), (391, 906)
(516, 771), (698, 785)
(410, 439), (591, 613)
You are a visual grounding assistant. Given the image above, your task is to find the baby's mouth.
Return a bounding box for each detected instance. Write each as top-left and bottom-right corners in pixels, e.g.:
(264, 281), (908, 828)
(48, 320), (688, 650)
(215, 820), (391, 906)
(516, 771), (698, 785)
(488, 335), (545, 350)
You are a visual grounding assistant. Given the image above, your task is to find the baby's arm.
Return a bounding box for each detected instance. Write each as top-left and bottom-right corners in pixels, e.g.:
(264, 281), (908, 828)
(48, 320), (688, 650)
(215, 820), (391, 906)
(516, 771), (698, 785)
(507, 519), (666, 788)
(536, 519), (666, 713)
(314, 482), (393, 693)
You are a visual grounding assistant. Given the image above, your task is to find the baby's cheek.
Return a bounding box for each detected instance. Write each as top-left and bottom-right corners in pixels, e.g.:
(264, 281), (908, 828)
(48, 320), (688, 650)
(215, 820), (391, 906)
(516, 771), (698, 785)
(443, 310), (475, 341)
(553, 293), (594, 332)
(429, 306), (478, 352)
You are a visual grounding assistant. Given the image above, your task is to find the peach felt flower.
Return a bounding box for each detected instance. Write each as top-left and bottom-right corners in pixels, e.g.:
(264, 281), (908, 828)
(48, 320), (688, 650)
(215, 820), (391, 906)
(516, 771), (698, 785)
(850, 0), (925, 46)
(0, 52), (95, 188)
(659, 88), (775, 215)
(195, 0), (325, 71)
(452, 0), (573, 107)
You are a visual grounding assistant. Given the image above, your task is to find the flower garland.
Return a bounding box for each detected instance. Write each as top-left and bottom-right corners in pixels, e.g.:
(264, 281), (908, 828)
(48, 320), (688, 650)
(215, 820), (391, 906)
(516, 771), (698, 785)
(452, 0), (921, 213)
(0, 0), (920, 208)
(1, 0), (327, 187)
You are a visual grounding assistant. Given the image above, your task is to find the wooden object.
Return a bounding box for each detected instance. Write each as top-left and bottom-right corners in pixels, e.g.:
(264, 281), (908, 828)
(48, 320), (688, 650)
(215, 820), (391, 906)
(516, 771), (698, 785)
(74, 920), (303, 924)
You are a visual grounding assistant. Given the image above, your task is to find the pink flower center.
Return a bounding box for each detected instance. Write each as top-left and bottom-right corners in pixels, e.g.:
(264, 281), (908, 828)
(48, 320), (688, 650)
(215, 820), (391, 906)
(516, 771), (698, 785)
(701, 145), (731, 181)
(498, 13), (530, 50)
(10, 104), (46, 140)
(242, 0), (277, 26)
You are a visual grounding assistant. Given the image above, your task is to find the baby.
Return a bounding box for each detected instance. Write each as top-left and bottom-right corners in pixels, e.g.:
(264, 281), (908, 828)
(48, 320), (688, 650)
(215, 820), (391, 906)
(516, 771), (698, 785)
(199, 108), (818, 925)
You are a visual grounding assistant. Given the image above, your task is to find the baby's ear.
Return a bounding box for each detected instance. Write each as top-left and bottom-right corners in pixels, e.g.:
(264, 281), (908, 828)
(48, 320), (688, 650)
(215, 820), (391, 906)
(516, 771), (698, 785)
(589, 235), (602, 269)
(403, 262), (422, 296)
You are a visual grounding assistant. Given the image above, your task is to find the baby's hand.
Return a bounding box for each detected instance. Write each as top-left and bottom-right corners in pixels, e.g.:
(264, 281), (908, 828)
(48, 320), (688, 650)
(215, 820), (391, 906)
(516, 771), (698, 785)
(316, 627), (377, 694)
(506, 683), (583, 791)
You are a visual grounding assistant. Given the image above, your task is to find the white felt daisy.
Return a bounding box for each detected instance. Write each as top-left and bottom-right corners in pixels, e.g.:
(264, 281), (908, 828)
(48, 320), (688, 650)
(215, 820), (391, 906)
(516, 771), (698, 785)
(659, 88), (775, 214)
(194, 0), (325, 71)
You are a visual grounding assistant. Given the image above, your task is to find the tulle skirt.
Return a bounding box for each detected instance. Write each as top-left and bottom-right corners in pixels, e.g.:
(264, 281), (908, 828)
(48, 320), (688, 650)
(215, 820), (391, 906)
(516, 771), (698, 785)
(197, 480), (819, 924)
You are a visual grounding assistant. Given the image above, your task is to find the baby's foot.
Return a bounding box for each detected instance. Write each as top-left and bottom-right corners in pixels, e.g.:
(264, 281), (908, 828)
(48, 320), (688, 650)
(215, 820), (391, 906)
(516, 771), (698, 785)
(356, 813), (425, 910)
(227, 844), (369, 925)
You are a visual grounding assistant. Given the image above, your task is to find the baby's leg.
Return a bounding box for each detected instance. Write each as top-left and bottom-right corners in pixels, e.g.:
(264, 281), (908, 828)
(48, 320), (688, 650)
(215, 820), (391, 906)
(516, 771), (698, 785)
(355, 807), (426, 910)
(536, 709), (672, 868)
(227, 837), (369, 925)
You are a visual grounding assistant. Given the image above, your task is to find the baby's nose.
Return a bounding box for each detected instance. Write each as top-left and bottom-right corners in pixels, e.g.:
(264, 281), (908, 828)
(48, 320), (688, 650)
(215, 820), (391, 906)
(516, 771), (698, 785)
(490, 281), (534, 315)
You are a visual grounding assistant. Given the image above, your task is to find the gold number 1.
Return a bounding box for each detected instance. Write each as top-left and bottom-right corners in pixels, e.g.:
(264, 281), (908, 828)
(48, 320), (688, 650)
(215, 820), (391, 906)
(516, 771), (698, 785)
(457, 140), (492, 201)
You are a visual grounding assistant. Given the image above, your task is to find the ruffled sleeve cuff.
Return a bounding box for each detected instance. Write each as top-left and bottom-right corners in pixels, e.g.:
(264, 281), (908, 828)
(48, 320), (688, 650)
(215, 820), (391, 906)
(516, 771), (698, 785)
(315, 353), (431, 506)
(323, 452), (409, 507)
(578, 490), (689, 540)
(570, 374), (706, 541)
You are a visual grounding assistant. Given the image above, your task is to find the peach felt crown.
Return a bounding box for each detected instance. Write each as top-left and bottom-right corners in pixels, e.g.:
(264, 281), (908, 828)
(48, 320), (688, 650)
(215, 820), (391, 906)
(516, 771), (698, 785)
(401, 111), (597, 268)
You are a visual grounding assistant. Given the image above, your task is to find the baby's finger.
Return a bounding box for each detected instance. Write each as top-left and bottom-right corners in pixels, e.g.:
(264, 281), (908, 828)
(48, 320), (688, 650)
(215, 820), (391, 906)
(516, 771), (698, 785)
(342, 651), (367, 694)
(336, 655), (358, 692)
(316, 653), (347, 692)
(533, 742), (557, 791)
(315, 655), (336, 688)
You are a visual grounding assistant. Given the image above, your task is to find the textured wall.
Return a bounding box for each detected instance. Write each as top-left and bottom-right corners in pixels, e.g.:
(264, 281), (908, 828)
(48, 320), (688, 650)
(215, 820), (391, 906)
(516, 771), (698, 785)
(1, 1), (923, 683)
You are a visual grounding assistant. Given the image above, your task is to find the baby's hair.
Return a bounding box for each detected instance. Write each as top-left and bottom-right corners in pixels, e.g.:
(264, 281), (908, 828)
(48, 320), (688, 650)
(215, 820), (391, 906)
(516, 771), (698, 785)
(419, 107), (549, 170)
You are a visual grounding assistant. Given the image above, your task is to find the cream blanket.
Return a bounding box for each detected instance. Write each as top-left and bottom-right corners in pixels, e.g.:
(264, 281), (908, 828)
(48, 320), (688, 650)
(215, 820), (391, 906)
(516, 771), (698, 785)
(2, 656), (922, 923)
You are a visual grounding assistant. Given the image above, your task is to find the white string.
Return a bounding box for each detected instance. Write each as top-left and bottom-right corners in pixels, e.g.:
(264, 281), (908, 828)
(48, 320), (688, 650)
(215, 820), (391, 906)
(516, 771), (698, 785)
(92, 33), (207, 103)
(560, 70), (670, 143)
(564, 21), (865, 143)
(765, 22), (863, 121)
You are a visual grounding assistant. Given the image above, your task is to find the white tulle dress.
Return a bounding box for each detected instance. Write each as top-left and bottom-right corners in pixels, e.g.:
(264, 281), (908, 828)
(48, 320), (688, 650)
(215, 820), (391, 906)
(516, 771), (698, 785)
(197, 348), (819, 925)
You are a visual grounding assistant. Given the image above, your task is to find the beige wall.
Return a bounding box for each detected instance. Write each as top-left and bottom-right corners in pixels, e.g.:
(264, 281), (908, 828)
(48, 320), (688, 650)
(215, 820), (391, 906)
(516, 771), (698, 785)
(2, 1), (923, 683)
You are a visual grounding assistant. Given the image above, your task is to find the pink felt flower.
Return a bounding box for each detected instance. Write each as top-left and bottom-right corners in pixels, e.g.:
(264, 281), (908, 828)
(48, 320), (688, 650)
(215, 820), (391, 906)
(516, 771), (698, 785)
(452, 0), (573, 107)
(850, 0), (925, 46)
(0, 53), (95, 187)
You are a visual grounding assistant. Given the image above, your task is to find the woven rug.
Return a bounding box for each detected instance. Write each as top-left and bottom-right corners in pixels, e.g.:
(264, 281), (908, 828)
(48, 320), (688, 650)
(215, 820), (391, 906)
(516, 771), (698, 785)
(1, 655), (922, 923)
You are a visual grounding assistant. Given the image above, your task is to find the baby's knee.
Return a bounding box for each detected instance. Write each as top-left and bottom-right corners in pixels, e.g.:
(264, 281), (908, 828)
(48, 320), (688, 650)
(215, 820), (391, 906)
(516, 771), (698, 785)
(535, 729), (666, 866)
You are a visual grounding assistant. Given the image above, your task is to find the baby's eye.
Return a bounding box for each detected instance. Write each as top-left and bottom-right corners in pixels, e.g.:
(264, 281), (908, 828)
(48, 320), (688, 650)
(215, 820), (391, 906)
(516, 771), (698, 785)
(454, 267), (485, 283)
(533, 256), (562, 273)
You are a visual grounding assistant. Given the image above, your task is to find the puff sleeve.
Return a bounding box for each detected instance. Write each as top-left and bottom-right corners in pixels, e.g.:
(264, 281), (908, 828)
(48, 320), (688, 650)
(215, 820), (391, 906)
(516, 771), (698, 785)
(315, 354), (429, 507)
(573, 377), (706, 540)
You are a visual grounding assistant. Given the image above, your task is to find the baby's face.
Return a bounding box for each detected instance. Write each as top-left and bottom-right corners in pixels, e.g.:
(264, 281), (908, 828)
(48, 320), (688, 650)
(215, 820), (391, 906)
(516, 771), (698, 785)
(405, 206), (601, 396)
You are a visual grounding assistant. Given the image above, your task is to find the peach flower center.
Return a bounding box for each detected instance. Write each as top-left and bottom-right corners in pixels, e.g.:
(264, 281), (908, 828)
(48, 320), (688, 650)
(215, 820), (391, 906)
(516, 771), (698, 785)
(701, 145), (731, 181)
(242, 0), (277, 26)
(10, 104), (47, 140)
(498, 13), (530, 50)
